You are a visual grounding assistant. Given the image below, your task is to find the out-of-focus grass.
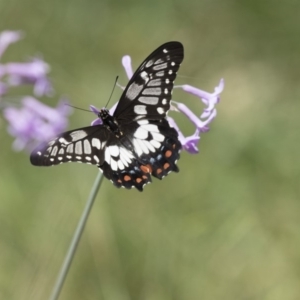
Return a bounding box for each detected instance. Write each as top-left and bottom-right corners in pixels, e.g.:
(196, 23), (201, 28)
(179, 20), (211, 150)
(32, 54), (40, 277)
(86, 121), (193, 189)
(0, 0), (300, 299)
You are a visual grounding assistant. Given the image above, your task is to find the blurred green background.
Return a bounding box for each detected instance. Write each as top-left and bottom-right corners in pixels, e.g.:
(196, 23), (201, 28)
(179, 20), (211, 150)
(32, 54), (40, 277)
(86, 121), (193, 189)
(1, 0), (300, 299)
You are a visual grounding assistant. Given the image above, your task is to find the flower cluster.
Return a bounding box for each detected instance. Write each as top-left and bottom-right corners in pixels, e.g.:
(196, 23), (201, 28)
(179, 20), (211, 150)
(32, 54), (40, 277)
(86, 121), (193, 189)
(0, 30), (72, 151)
(91, 54), (224, 154)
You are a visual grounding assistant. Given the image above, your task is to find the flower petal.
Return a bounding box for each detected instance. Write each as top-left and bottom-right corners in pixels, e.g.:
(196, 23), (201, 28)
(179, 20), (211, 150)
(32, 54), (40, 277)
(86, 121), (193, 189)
(122, 55), (133, 79)
(0, 30), (23, 59)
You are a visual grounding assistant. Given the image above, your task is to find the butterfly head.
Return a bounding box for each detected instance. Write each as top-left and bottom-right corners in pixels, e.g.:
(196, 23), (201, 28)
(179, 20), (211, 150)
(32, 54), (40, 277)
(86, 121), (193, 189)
(98, 108), (110, 120)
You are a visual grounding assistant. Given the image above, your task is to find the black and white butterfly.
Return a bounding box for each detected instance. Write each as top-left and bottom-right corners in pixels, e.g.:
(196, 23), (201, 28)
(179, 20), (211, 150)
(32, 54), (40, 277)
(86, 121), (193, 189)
(30, 42), (184, 191)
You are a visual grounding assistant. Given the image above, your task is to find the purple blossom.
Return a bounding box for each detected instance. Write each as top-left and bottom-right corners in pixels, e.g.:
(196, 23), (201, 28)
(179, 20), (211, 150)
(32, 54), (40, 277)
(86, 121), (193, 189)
(3, 97), (72, 151)
(0, 30), (23, 59)
(1, 58), (53, 96)
(169, 78), (224, 153)
(91, 53), (224, 154)
(0, 29), (68, 152)
(0, 30), (53, 97)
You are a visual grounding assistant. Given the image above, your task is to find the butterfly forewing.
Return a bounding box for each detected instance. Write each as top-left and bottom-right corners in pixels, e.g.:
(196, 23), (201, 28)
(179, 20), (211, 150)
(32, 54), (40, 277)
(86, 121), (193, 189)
(30, 126), (108, 166)
(30, 41), (184, 191)
(114, 41), (184, 121)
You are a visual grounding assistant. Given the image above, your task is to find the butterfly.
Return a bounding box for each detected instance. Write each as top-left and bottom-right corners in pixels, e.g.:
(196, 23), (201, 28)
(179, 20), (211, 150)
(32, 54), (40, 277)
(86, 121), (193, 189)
(30, 41), (184, 191)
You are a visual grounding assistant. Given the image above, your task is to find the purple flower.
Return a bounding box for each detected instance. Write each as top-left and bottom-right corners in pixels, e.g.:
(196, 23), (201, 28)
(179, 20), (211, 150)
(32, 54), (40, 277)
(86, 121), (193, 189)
(91, 54), (224, 154)
(170, 79), (224, 153)
(0, 30), (53, 97)
(0, 29), (72, 153)
(1, 58), (53, 96)
(3, 97), (72, 151)
(0, 30), (23, 59)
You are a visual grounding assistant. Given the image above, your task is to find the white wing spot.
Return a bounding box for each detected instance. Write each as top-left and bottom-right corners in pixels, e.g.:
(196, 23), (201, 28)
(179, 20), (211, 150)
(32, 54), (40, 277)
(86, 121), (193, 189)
(137, 120), (149, 125)
(66, 144), (74, 154)
(164, 88), (168, 94)
(150, 140), (161, 149)
(76, 156), (82, 160)
(133, 139), (143, 156)
(92, 138), (101, 150)
(58, 157), (63, 161)
(111, 159), (118, 171)
(58, 148), (64, 155)
(148, 79), (161, 87)
(171, 62), (175, 66)
(145, 59), (154, 68)
(134, 127), (148, 139)
(84, 140), (92, 154)
(135, 139), (149, 155)
(120, 155), (129, 167)
(143, 140), (155, 153)
(70, 130), (88, 141)
(126, 82), (143, 100)
(59, 137), (70, 145)
(37, 151), (41, 156)
(105, 149), (111, 164)
(165, 79), (170, 84)
(168, 70), (173, 75)
(142, 124), (159, 132)
(155, 58), (164, 64)
(156, 71), (164, 77)
(117, 160), (125, 170)
(138, 96), (159, 105)
(134, 105), (147, 115)
(120, 147), (133, 165)
(51, 146), (58, 156)
(142, 87), (161, 96)
(75, 141), (82, 155)
(140, 71), (149, 82)
(85, 156), (91, 161)
(163, 49), (168, 53)
(66, 155), (72, 159)
(50, 158), (54, 162)
(162, 99), (167, 105)
(157, 107), (164, 114)
(93, 155), (100, 163)
(109, 145), (119, 157)
(153, 63), (167, 71)
(152, 132), (165, 142)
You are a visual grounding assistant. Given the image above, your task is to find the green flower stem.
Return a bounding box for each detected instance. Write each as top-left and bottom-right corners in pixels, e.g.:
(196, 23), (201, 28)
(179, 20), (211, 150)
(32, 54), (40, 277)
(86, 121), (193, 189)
(49, 172), (104, 300)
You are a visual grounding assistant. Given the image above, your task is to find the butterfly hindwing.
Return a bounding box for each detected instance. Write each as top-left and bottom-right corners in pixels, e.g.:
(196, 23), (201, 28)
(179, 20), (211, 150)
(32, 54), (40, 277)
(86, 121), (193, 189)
(114, 41), (184, 121)
(99, 118), (181, 191)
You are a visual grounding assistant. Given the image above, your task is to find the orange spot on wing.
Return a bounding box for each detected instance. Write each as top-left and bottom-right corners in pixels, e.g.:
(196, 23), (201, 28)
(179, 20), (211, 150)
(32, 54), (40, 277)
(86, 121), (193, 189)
(140, 164), (153, 173)
(136, 178), (142, 183)
(142, 175), (148, 180)
(124, 175), (131, 181)
(163, 163), (170, 170)
(146, 164), (153, 173)
(156, 168), (162, 174)
(165, 150), (172, 158)
(117, 179), (122, 183)
(172, 144), (176, 149)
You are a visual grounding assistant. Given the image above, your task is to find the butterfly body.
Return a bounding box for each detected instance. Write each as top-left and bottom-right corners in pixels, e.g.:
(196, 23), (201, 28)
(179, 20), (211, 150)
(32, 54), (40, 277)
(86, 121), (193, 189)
(30, 42), (184, 191)
(99, 108), (123, 138)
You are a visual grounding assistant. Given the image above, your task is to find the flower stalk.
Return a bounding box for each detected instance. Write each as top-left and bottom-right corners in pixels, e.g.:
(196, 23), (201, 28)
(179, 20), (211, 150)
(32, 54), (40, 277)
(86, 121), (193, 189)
(49, 172), (104, 300)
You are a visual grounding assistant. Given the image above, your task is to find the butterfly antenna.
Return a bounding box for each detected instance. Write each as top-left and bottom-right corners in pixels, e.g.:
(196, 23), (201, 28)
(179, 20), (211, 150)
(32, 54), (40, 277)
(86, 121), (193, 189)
(64, 104), (93, 113)
(105, 76), (119, 108)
